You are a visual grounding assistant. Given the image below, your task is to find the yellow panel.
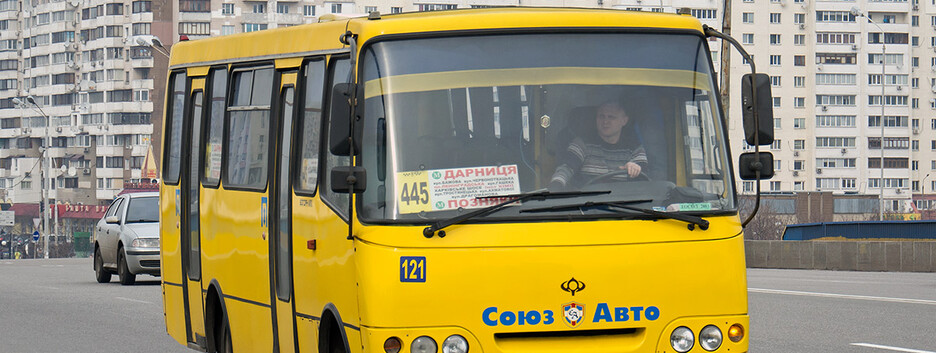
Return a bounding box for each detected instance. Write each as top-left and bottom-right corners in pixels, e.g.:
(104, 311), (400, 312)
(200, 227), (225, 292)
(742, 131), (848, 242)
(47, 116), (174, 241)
(227, 299), (275, 351)
(162, 283), (187, 346)
(187, 66), (210, 77)
(364, 67), (712, 99)
(276, 58), (304, 69)
(354, 231), (747, 352)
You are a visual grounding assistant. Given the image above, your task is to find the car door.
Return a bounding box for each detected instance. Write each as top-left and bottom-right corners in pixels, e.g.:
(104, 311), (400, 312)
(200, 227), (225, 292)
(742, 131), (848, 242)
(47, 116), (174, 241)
(99, 197), (124, 265)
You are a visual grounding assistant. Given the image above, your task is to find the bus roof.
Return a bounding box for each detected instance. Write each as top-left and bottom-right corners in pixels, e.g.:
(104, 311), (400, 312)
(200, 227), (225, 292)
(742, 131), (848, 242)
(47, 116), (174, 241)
(168, 7), (704, 69)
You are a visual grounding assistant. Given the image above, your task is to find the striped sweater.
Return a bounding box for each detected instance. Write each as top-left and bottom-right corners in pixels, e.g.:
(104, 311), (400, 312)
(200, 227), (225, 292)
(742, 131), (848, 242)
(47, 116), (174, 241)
(550, 136), (648, 188)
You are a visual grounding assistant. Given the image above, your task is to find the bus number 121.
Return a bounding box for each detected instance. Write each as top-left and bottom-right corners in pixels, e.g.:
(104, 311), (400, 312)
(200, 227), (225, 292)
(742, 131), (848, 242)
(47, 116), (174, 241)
(400, 256), (426, 283)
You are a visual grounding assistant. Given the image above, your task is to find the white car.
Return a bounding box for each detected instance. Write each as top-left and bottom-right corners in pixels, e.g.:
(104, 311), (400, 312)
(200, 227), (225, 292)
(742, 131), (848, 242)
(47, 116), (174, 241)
(93, 192), (160, 285)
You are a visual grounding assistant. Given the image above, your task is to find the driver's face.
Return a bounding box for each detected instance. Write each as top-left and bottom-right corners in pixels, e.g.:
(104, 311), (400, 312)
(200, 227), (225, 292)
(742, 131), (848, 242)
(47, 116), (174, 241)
(596, 104), (629, 144)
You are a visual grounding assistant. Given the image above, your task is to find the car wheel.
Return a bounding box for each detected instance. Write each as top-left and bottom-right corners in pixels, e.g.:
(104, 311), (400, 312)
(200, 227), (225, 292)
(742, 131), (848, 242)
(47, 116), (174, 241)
(117, 248), (136, 285)
(94, 248), (111, 283)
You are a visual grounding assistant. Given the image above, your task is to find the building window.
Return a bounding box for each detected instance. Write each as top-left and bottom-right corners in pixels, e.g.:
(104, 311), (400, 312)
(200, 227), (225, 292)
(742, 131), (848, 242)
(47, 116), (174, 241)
(252, 2), (266, 13)
(132, 0), (152, 13)
(132, 23), (151, 35)
(302, 5), (315, 16)
(770, 13), (781, 24)
(222, 3), (234, 14)
(794, 55), (805, 66)
(391, 6), (402, 13)
(743, 12), (754, 23)
(770, 54), (781, 65)
(364, 6), (376, 12)
(794, 13), (805, 24)
(794, 76), (805, 87)
(690, 9), (717, 19)
(243, 23), (268, 32)
(418, 3), (456, 11)
(773, 97), (781, 107)
(222, 25), (235, 35)
(276, 3), (289, 13)
(771, 76), (781, 87)
(794, 97), (805, 108)
(179, 22), (210, 35)
(180, 0), (210, 12)
(330, 3), (341, 13)
(770, 34), (781, 45)
(742, 33), (754, 45)
(794, 34), (805, 45)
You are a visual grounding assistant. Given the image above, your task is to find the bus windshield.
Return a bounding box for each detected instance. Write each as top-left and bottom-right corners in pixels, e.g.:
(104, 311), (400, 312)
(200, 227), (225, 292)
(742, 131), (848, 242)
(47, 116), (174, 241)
(359, 32), (735, 223)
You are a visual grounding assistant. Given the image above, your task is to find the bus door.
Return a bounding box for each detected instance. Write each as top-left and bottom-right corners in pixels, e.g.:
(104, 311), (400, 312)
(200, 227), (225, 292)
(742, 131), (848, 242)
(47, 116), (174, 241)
(271, 69), (299, 352)
(181, 75), (207, 348)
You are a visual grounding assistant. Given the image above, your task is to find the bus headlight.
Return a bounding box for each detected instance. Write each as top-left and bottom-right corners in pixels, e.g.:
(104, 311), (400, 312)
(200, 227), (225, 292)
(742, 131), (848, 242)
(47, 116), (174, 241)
(670, 326), (694, 353)
(441, 335), (468, 353)
(411, 336), (437, 353)
(130, 238), (159, 248)
(699, 325), (723, 351)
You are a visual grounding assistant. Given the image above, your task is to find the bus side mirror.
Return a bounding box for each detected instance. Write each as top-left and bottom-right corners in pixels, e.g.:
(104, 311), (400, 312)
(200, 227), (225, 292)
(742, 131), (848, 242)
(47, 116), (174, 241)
(331, 166), (367, 193)
(741, 73), (774, 146)
(329, 83), (363, 156)
(738, 152), (774, 180)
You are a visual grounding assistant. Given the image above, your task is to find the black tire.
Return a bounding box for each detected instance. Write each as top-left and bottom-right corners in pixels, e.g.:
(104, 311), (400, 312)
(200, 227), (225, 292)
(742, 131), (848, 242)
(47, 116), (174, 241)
(94, 248), (111, 283)
(117, 248), (136, 285)
(219, 315), (233, 353)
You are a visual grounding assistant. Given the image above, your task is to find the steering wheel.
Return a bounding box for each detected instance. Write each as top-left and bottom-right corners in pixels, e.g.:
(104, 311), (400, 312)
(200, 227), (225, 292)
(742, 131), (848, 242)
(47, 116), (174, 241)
(583, 169), (651, 186)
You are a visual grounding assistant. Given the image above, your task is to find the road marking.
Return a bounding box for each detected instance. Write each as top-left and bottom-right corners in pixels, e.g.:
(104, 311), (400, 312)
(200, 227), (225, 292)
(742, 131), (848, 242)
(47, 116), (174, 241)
(851, 343), (936, 353)
(748, 288), (936, 306)
(115, 297), (152, 305)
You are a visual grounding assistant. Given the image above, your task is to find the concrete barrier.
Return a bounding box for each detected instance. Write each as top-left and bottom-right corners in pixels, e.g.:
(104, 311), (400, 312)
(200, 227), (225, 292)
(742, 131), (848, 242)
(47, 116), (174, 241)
(744, 240), (936, 272)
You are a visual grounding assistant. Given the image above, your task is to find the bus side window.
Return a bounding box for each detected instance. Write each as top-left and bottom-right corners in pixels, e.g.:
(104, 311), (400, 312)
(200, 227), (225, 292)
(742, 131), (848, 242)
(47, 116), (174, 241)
(225, 66), (274, 190)
(295, 58), (326, 195)
(163, 71), (187, 185)
(203, 67), (228, 187)
(320, 56), (351, 218)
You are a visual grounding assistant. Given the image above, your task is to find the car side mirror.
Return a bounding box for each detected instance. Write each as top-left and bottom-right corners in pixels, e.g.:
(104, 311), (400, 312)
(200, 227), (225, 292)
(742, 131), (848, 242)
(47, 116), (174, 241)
(741, 73), (774, 146)
(738, 152), (774, 180)
(105, 216), (120, 224)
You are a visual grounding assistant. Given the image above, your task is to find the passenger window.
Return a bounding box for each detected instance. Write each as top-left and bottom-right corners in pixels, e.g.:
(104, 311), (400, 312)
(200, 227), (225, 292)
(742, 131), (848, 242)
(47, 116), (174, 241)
(321, 57), (352, 217)
(295, 58), (325, 194)
(225, 67), (273, 190)
(203, 67), (227, 186)
(163, 71), (187, 184)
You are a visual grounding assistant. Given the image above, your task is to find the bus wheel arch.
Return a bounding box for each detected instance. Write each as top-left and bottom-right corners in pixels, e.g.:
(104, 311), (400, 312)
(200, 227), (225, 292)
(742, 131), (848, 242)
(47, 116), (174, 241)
(319, 303), (351, 353)
(205, 280), (230, 353)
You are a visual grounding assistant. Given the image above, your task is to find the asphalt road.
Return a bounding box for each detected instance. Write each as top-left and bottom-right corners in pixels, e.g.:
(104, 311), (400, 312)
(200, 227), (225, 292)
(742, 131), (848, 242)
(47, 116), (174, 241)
(0, 258), (188, 353)
(748, 268), (936, 353)
(0, 258), (934, 353)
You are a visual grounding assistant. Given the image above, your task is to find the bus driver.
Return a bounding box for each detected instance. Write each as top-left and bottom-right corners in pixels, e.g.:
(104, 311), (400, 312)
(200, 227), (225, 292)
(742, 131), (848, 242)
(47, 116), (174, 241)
(549, 101), (648, 189)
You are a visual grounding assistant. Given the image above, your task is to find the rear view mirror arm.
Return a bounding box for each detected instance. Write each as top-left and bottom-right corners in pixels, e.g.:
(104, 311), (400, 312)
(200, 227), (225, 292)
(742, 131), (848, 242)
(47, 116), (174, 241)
(703, 25), (764, 227)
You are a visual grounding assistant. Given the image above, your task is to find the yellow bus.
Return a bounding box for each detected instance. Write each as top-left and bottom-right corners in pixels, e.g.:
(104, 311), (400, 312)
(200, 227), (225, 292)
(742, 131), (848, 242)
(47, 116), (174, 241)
(161, 7), (774, 353)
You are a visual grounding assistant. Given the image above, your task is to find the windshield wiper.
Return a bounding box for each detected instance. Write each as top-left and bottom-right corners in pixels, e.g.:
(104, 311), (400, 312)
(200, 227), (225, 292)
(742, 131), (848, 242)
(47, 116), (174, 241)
(521, 201), (709, 231)
(422, 190), (611, 238)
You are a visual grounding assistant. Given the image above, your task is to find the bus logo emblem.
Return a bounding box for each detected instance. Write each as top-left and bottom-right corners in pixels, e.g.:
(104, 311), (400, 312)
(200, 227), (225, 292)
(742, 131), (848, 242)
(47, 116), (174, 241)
(562, 302), (585, 328)
(560, 277), (585, 296)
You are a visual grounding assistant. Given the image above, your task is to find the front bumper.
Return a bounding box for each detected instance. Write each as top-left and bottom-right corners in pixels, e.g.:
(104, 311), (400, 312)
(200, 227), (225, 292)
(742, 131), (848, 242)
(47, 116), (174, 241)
(125, 248), (161, 276)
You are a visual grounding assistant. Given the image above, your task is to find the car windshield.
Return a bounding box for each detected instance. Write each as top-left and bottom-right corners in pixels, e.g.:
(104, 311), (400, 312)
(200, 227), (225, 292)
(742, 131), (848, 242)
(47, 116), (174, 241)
(358, 32), (734, 223)
(124, 196), (158, 223)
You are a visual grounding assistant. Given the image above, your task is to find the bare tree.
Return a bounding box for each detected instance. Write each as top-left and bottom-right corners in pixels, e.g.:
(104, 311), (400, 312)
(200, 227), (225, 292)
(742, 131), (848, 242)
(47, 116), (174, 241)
(739, 199), (786, 240)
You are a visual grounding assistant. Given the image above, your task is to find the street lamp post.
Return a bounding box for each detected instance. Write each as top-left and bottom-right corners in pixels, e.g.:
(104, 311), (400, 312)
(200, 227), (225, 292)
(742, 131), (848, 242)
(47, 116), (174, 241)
(852, 7), (886, 221)
(12, 96), (52, 258)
